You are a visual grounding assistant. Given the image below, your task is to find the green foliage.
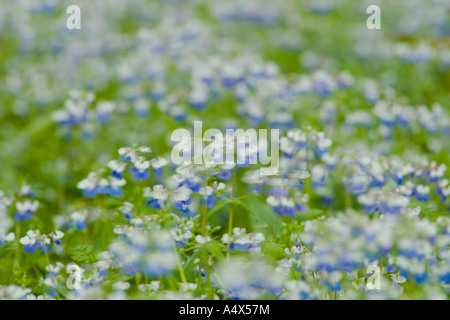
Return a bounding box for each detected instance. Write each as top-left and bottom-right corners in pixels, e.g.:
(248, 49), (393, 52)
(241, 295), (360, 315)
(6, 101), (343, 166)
(70, 245), (99, 265)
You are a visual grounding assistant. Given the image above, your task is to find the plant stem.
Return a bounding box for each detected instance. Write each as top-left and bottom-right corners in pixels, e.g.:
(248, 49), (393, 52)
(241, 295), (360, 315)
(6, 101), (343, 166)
(345, 189), (352, 209)
(11, 223), (21, 283)
(205, 257), (213, 300)
(196, 264), (202, 295)
(227, 169), (237, 260)
(202, 202), (208, 237)
(228, 204), (234, 236)
(173, 241), (187, 284)
(274, 214), (279, 241)
(228, 168), (237, 235)
(201, 205), (214, 298)
(43, 243), (60, 300)
(305, 177), (311, 198)
(212, 271), (227, 292)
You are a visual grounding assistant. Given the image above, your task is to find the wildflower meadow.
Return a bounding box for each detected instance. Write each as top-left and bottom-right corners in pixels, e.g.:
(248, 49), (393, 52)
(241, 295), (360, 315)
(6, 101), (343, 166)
(0, 0), (449, 302)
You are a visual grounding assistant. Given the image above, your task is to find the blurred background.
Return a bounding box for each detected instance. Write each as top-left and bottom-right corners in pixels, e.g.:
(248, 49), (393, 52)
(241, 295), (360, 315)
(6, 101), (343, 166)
(0, 0), (448, 231)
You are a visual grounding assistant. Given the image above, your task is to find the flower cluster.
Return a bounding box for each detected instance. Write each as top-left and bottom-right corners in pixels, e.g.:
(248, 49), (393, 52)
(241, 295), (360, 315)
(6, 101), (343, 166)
(77, 169), (126, 198)
(109, 227), (176, 277)
(0, 0), (449, 301)
(221, 228), (265, 252)
(19, 230), (64, 253)
(287, 211), (450, 297)
(215, 258), (284, 300)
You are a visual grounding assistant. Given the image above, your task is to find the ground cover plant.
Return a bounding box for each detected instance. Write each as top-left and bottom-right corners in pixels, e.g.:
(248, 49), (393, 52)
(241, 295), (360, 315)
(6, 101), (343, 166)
(0, 0), (449, 300)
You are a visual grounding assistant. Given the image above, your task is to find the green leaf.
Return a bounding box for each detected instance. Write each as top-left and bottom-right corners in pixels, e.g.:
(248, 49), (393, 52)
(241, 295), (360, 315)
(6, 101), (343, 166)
(297, 209), (325, 222)
(237, 193), (264, 201)
(71, 245), (98, 264)
(246, 197), (280, 237)
(425, 211), (450, 221)
(230, 199), (256, 216)
(261, 241), (284, 260)
(207, 197), (257, 219)
(205, 240), (225, 260)
(207, 198), (233, 217)
(183, 250), (201, 272)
